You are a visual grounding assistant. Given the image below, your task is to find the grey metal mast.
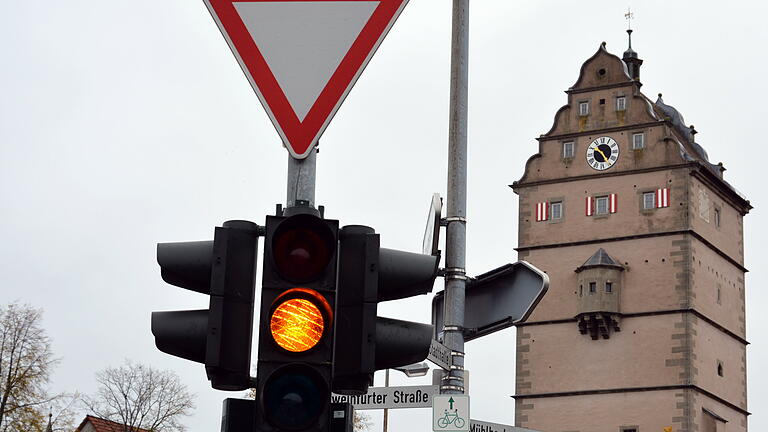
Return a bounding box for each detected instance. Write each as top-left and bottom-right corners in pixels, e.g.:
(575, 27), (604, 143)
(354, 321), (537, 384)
(286, 146), (317, 208)
(442, 0), (469, 395)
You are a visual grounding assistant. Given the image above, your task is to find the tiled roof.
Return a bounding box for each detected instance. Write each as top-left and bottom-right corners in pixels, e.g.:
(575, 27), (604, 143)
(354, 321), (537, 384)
(576, 248), (624, 272)
(76, 415), (152, 432)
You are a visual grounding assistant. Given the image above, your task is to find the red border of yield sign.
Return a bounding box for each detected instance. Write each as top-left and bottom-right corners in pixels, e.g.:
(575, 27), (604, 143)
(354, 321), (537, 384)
(204, 0), (409, 159)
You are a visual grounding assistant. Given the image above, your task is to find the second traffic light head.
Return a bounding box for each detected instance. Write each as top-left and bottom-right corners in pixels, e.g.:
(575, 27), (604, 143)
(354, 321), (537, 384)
(151, 220), (259, 391)
(333, 225), (437, 395)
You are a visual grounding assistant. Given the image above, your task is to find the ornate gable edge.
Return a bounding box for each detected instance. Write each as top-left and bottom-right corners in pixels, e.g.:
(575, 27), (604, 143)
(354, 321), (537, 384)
(569, 42), (633, 91)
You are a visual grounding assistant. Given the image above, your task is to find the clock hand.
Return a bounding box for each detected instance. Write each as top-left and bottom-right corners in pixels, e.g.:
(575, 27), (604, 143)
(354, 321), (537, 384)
(594, 147), (609, 161)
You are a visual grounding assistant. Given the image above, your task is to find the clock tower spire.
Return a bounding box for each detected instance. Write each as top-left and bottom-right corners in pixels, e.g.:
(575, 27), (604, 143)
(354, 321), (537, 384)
(623, 9), (643, 83)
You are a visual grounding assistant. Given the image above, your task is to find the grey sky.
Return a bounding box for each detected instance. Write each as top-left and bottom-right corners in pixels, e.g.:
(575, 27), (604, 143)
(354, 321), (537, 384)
(1, 1), (765, 431)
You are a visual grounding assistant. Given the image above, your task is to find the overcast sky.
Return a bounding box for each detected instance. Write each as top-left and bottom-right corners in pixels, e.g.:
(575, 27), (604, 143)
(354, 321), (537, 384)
(1, 1), (766, 431)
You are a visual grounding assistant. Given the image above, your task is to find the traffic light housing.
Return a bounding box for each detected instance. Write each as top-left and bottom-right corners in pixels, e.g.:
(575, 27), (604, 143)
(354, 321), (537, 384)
(151, 220), (259, 391)
(333, 225), (438, 395)
(256, 212), (339, 431)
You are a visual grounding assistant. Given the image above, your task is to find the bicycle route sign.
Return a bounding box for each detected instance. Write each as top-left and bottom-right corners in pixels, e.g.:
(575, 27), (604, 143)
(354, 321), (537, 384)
(433, 394), (470, 432)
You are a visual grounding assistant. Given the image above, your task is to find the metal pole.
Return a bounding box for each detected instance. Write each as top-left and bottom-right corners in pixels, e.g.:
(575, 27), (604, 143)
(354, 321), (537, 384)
(442, 0), (468, 395)
(286, 146), (317, 208)
(382, 369), (390, 432)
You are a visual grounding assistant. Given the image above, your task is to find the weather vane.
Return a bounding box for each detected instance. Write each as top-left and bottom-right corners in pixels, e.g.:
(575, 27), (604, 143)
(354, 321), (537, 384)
(625, 7), (634, 30)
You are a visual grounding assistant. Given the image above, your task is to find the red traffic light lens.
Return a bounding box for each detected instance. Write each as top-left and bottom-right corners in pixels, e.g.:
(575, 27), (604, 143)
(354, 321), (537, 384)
(272, 215), (335, 283)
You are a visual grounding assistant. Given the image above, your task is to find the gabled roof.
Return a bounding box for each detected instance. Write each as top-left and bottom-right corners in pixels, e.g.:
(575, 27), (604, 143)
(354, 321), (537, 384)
(75, 415), (152, 432)
(575, 248), (624, 272)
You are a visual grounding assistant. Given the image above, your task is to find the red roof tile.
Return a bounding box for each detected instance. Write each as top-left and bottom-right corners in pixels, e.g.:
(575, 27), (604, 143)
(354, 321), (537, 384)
(75, 415), (152, 432)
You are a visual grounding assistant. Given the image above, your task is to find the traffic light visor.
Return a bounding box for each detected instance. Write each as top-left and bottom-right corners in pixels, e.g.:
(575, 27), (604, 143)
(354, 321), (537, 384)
(272, 214), (335, 283)
(270, 288), (332, 353)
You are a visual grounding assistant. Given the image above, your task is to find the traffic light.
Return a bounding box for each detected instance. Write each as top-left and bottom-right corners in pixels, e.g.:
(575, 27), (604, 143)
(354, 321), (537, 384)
(151, 220), (259, 391)
(255, 212), (339, 431)
(333, 225), (438, 395)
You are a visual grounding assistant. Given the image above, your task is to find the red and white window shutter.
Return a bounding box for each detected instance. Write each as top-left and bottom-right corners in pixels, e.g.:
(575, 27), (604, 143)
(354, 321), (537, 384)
(656, 188), (670, 208)
(586, 194), (618, 215)
(536, 202), (549, 222)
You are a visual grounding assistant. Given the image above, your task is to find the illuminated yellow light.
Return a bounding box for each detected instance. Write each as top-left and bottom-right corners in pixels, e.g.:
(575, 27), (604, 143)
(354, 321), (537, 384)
(270, 298), (325, 352)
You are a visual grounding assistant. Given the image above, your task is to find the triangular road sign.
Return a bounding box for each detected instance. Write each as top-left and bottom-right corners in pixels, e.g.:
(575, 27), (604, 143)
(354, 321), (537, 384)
(204, 0), (409, 159)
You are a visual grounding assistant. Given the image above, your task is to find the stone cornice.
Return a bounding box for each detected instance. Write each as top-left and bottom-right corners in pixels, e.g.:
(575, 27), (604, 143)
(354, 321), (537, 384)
(516, 308), (749, 346)
(512, 384), (750, 416)
(515, 229), (747, 272)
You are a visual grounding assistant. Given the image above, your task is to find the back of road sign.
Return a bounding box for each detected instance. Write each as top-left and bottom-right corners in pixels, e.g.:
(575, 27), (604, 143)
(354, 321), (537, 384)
(203, 0), (409, 159)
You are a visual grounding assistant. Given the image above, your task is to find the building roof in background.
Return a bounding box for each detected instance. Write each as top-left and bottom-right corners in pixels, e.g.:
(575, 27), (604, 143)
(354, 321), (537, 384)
(75, 415), (152, 432)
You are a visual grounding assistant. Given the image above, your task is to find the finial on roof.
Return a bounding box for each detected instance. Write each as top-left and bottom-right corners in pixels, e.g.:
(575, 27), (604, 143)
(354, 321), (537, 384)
(622, 9), (642, 83)
(45, 413), (53, 432)
(601, 41), (607, 49)
(689, 125), (697, 137)
(625, 7), (634, 30)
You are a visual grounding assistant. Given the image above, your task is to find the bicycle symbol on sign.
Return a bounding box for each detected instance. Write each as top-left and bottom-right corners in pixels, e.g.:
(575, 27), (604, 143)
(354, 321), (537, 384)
(437, 409), (466, 429)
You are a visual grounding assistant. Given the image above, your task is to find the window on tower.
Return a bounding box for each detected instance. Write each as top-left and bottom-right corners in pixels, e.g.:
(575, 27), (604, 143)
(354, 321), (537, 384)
(550, 202), (563, 220)
(589, 282), (596, 293)
(715, 208), (721, 228)
(632, 133), (645, 149)
(595, 196), (609, 215)
(579, 101), (589, 116)
(616, 96), (626, 111)
(605, 282), (613, 293)
(563, 141), (574, 158)
(643, 192), (655, 210)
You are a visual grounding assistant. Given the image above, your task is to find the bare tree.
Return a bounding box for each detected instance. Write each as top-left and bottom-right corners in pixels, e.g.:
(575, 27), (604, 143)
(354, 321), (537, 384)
(353, 410), (372, 431)
(0, 302), (75, 432)
(83, 361), (195, 432)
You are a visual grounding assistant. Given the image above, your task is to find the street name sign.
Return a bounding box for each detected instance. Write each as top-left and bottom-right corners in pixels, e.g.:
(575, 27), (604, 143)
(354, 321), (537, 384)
(203, 0), (409, 159)
(470, 419), (539, 432)
(428, 338), (452, 370)
(331, 384), (437, 410)
(433, 395), (470, 432)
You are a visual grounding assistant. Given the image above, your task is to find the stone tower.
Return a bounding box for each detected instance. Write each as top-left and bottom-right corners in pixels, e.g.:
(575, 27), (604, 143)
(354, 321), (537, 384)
(511, 41), (751, 432)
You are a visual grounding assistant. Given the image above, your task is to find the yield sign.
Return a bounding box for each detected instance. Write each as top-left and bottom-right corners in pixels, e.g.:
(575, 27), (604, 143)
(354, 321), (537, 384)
(204, 0), (409, 159)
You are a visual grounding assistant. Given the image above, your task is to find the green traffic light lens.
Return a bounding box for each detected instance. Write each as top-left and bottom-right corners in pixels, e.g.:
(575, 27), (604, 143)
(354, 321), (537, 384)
(262, 365), (327, 430)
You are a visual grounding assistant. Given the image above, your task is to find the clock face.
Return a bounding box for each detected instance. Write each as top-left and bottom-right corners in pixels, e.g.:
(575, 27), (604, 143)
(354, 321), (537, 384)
(586, 136), (619, 171)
